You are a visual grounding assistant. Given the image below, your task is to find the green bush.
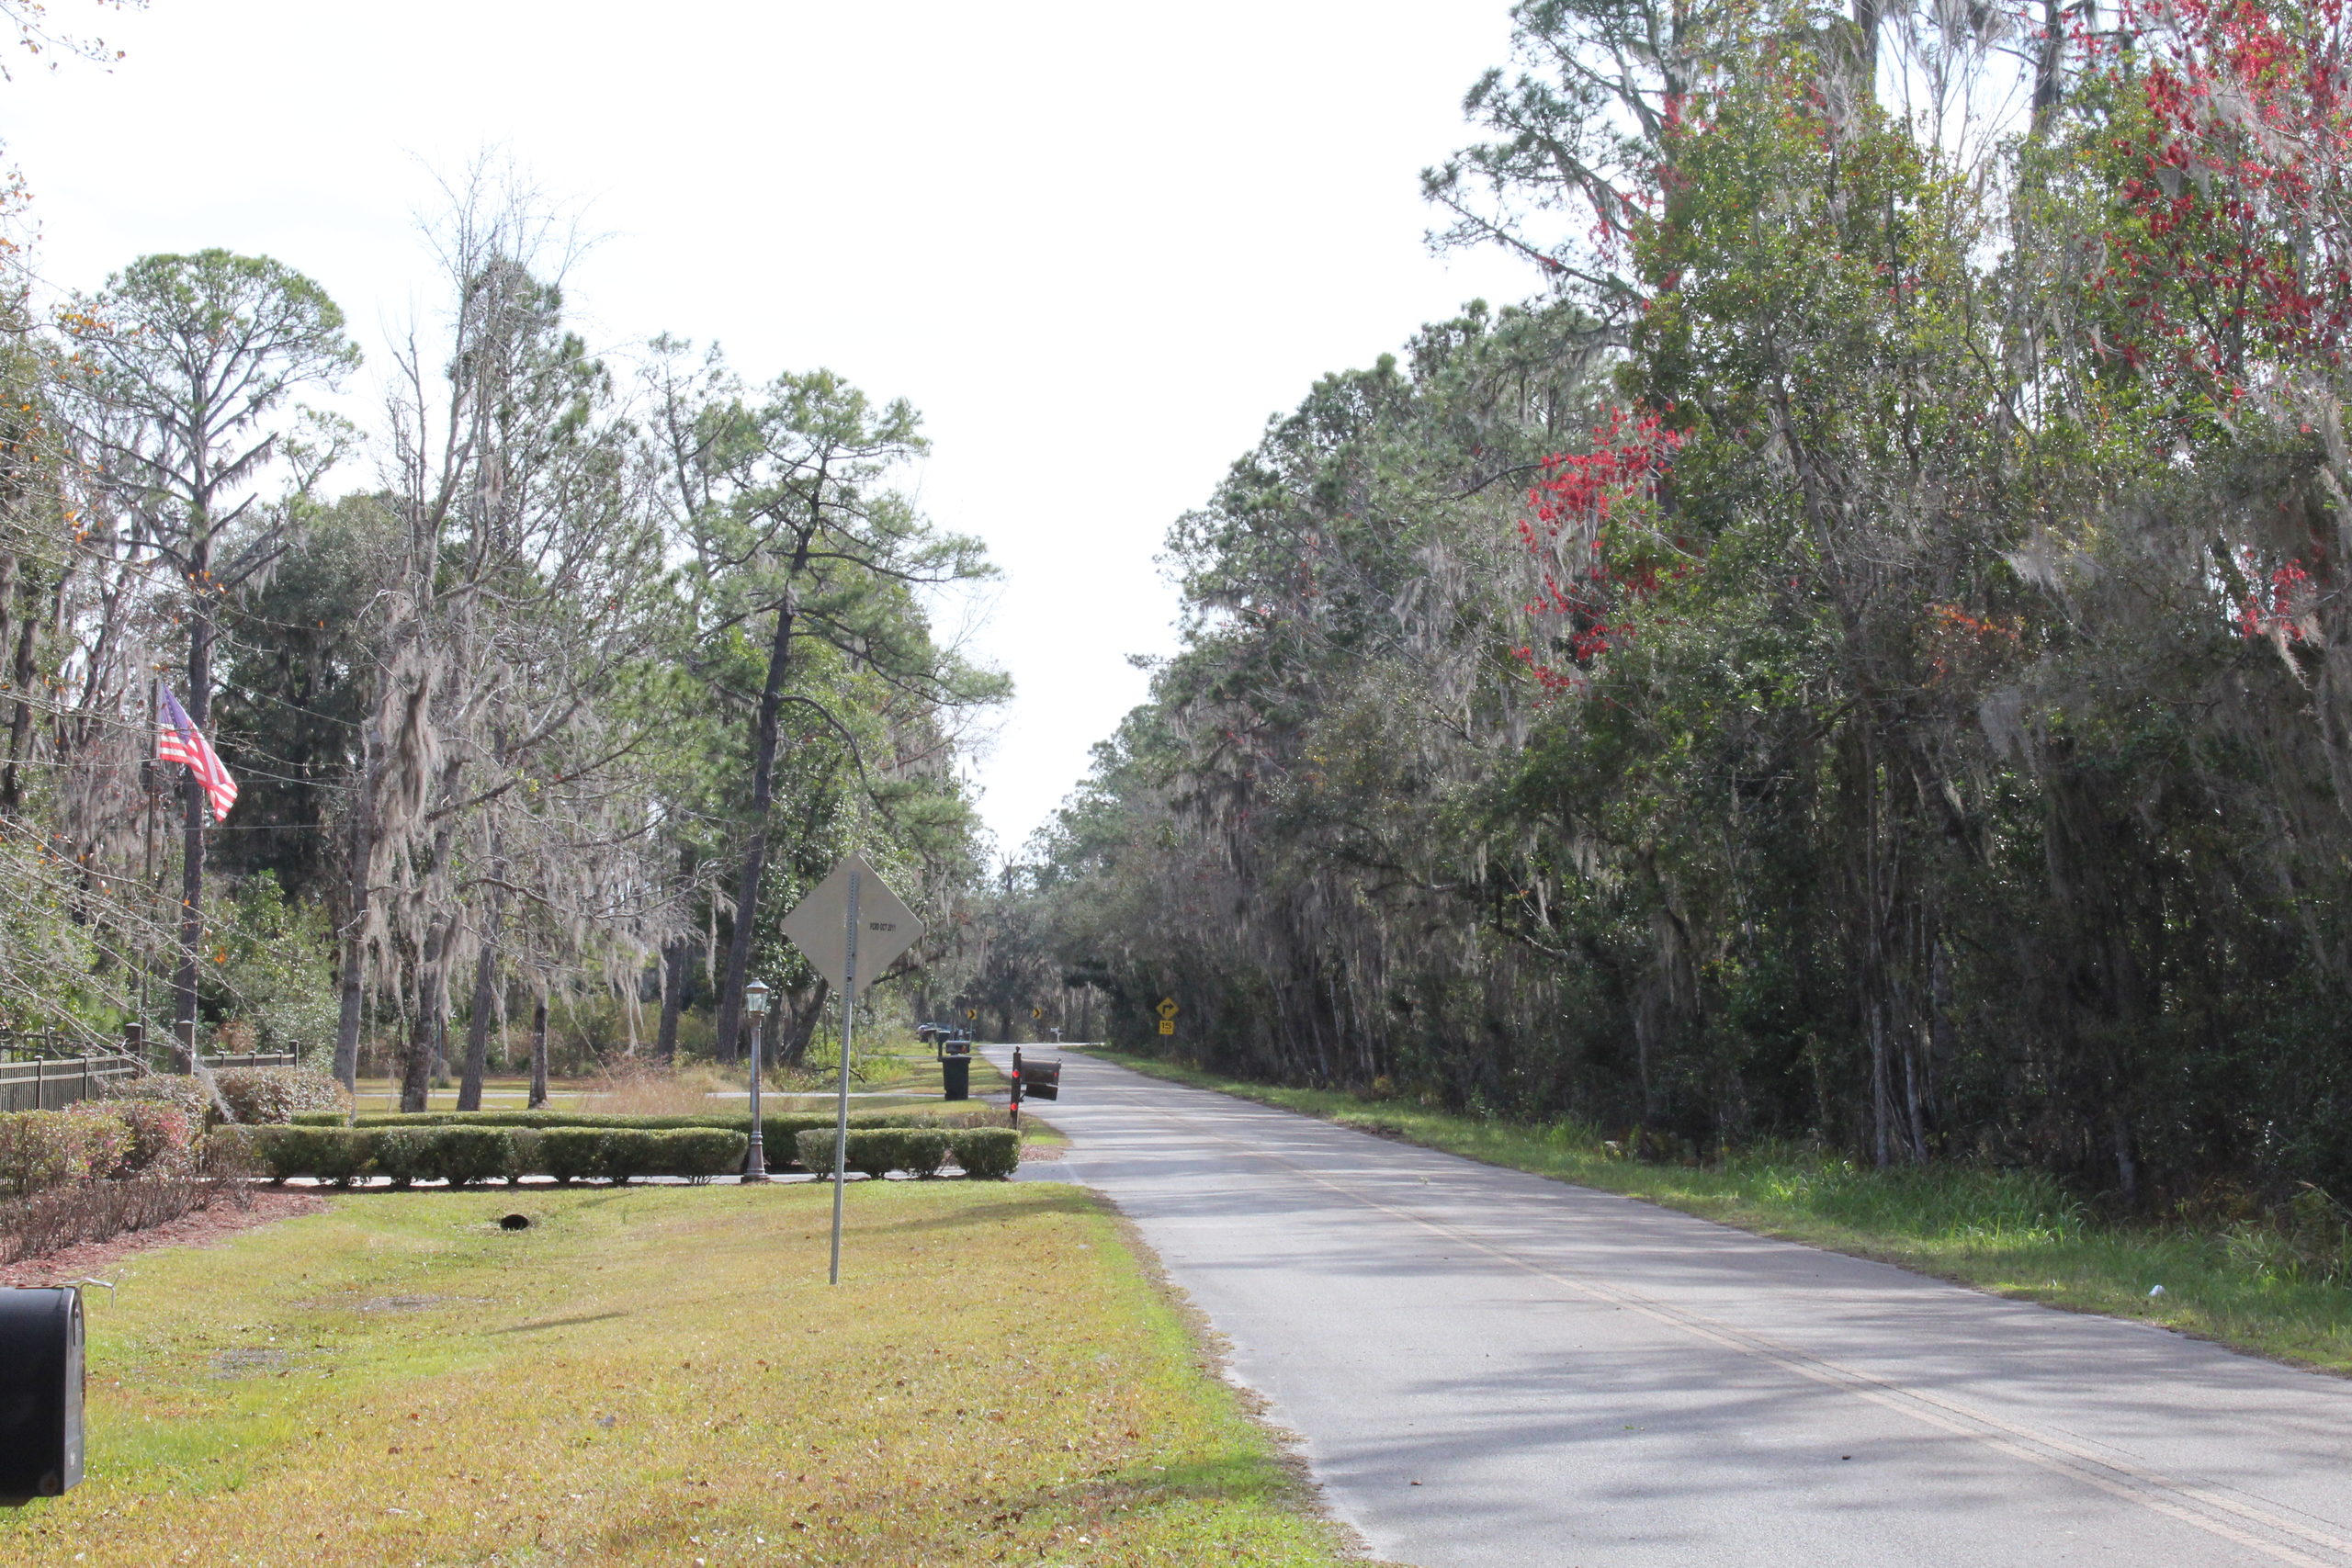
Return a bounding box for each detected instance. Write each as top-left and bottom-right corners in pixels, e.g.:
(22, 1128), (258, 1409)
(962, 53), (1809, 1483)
(899, 1129), (950, 1179)
(370, 1126), (513, 1188)
(321, 1107), (962, 1173)
(660, 1129), (749, 1182)
(847, 1131), (899, 1179)
(429, 1127), (513, 1187)
(596, 1129), (661, 1185)
(212, 1067), (352, 1124)
(795, 1126), (847, 1177)
(951, 1128), (1021, 1179)
(0, 1111), (125, 1195)
(240, 1125), (373, 1185)
(107, 1100), (198, 1173)
(104, 1075), (214, 1124)
(504, 1128), (542, 1185)
(793, 1126), (962, 1179)
(537, 1129), (606, 1185)
(368, 1128), (431, 1188)
(343, 1110), (746, 1131)
(60, 1105), (133, 1180)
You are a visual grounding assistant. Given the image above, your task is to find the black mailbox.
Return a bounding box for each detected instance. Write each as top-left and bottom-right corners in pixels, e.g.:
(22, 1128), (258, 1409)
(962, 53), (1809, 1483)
(1023, 1059), (1062, 1101)
(0, 1286), (84, 1506)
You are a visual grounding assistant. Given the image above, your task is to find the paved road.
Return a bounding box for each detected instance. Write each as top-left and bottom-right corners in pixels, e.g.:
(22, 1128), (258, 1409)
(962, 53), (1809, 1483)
(986, 1046), (2352, 1568)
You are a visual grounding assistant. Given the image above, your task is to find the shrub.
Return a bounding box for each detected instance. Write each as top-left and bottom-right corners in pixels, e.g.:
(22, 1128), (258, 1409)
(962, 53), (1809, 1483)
(61, 1105), (134, 1179)
(370, 1126), (512, 1188)
(0, 1111), (105, 1195)
(792, 1127), (956, 1179)
(596, 1129), (661, 1185)
(0, 1170), (248, 1267)
(104, 1074), (213, 1123)
(537, 1129), (606, 1185)
(213, 1066), (352, 1124)
(364, 1127), (433, 1188)
(950, 1128), (1021, 1179)
(899, 1129), (950, 1179)
(428, 1127), (512, 1187)
(660, 1129), (749, 1183)
(321, 1107), (966, 1173)
(844, 1131), (899, 1179)
(504, 1128), (542, 1185)
(107, 1100), (197, 1174)
(238, 1125), (373, 1185)
(795, 1126), (846, 1177)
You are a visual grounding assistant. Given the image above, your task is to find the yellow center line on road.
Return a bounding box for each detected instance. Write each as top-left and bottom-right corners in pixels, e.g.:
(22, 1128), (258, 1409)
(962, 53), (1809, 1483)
(1091, 1076), (2352, 1568)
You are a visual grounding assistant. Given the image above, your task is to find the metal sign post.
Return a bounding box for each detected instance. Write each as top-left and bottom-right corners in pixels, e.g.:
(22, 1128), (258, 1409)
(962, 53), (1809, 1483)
(827, 869), (860, 1284)
(778, 854), (923, 1286)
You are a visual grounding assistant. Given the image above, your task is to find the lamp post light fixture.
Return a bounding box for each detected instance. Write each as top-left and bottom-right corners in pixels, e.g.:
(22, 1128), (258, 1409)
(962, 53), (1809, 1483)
(742, 979), (772, 1183)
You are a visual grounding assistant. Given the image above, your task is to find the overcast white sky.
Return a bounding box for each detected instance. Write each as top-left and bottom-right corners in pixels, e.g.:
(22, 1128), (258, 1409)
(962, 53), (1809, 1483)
(3, 0), (1538, 856)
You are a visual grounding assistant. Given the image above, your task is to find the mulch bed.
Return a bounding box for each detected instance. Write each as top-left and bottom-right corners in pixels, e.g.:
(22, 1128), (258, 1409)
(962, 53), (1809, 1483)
(0, 1189), (328, 1289)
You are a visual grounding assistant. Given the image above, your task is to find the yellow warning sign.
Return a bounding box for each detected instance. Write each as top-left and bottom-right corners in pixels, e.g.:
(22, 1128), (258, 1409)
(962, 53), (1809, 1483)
(1158, 1019), (1175, 1035)
(1156, 998), (1179, 1020)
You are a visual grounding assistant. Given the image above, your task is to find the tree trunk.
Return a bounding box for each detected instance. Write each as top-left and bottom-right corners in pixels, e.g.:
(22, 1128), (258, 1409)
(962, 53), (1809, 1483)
(458, 936), (500, 1110)
(458, 847), (508, 1111)
(657, 936), (688, 1066)
(716, 592), (797, 1064)
(778, 978), (830, 1066)
(527, 992), (549, 1108)
(402, 912), (453, 1111)
(0, 558), (39, 817)
(331, 727), (381, 1089)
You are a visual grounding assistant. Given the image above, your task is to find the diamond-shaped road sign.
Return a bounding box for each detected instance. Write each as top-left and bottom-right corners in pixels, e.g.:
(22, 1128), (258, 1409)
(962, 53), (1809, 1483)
(1157, 997), (1179, 1020)
(779, 855), (922, 992)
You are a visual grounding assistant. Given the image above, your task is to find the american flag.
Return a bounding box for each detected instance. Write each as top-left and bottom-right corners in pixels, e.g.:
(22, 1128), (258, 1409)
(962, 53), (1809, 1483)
(157, 684), (237, 824)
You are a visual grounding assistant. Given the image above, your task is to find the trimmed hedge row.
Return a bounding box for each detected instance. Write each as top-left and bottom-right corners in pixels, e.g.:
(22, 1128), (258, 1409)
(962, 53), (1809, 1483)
(288, 1109), (987, 1173)
(225, 1125), (750, 1187)
(794, 1127), (1019, 1180)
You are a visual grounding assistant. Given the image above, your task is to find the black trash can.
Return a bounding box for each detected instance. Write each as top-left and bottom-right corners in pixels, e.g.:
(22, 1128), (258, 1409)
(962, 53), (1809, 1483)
(0, 1286), (84, 1506)
(942, 1055), (970, 1101)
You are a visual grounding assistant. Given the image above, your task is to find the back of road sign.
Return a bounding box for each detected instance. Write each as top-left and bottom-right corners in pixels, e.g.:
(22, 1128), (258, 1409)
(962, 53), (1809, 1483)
(779, 855), (922, 989)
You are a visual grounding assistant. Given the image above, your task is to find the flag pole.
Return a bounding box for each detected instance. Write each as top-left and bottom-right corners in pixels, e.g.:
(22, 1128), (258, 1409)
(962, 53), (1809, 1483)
(828, 868), (861, 1286)
(139, 678), (160, 1055)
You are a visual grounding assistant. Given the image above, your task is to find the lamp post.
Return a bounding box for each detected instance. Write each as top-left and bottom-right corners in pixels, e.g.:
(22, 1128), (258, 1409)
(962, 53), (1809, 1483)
(742, 979), (771, 1183)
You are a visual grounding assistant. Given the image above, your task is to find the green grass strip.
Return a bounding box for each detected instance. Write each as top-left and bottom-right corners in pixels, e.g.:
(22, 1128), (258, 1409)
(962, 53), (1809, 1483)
(0, 1184), (1359, 1567)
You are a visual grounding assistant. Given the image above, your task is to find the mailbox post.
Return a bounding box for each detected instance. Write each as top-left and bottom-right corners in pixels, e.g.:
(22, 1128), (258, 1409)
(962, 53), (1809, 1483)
(0, 1287), (84, 1506)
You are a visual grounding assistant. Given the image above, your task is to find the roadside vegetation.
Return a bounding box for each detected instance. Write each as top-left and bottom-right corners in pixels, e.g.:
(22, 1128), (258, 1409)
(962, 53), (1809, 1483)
(980, 0), (2352, 1284)
(1093, 1048), (2352, 1376)
(0, 1185), (1361, 1568)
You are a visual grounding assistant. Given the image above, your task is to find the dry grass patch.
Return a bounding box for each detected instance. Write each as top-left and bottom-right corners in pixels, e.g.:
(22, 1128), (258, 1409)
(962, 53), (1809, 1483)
(0, 1183), (1354, 1567)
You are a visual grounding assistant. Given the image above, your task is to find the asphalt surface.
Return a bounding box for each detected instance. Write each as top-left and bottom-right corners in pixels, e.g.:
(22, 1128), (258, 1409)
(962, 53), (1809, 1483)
(985, 1046), (2352, 1568)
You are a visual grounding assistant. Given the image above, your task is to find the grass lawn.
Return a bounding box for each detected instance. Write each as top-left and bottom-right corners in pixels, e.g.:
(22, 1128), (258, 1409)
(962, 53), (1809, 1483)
(0, 1183), (1359, 1567)
(1085, 1047), (2352, 1376)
